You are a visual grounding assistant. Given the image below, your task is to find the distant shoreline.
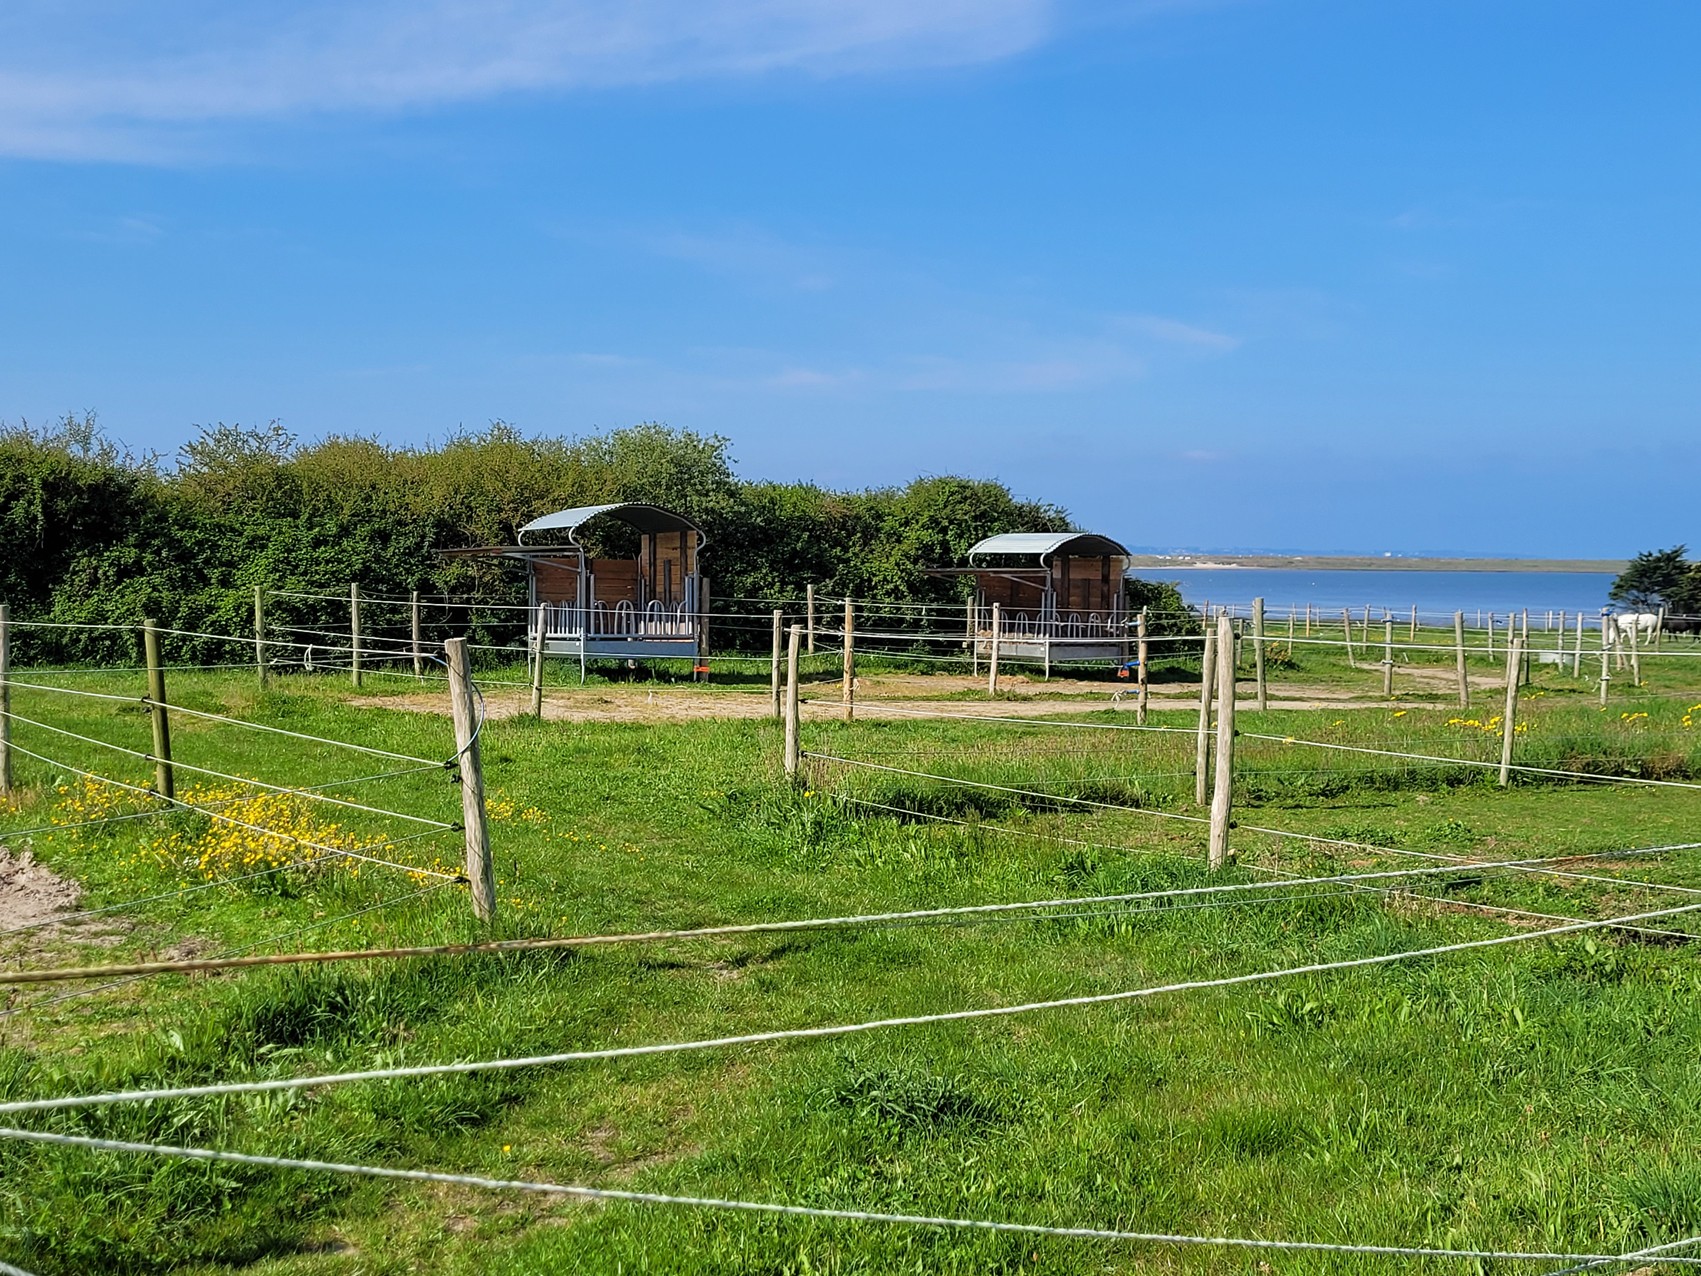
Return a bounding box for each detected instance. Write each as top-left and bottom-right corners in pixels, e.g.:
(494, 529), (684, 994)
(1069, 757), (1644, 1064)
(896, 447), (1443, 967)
(1125, 555), (1626, 574)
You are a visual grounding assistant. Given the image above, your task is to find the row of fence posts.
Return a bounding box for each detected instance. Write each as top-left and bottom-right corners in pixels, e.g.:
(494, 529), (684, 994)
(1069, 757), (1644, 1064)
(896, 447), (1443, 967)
(0, 604), (497, 925)
(775, 608), (1541, 872)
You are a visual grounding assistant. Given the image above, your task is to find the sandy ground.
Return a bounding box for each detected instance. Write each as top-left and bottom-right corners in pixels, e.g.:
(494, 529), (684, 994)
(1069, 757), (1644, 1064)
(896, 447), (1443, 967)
(0, 846), (83, 936)
(354, 668), (1445, 724)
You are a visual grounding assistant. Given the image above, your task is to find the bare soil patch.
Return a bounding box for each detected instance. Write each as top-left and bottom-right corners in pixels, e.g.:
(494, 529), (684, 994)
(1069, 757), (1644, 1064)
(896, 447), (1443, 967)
(354, 675), (1410, 724)
(0, 845), (84, 935)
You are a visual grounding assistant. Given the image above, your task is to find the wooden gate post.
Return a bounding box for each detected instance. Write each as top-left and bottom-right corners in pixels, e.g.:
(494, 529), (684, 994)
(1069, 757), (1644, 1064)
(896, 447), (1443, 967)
(1498, 638), (1522, 788)
(1382, 618), (1395, 698)
(445, 637), (495, 923)
(411, 590), (424, 678)
(1194, 628), (1216, 807)
(142, 619), (175, 801)
(769, 609), (783, 719)
(530, 603), (547, 718)
(987, 602), (1002, 699)
(0, 603), (11, 796)
(349, 583), (363, 689)
(1136, 607), (1150, 725)
(784, 624), (802, 779)
(1453, 611), (1469, 707)
(842, 599), (855, 722)
(1252, 597), (1267, 712)
(1208, 615), (1236, 869)
(253, 586), (268, 690)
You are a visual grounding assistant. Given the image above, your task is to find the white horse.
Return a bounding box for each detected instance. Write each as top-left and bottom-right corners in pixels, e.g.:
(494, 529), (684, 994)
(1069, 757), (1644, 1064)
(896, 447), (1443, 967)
(1604, 612), (1659, 646)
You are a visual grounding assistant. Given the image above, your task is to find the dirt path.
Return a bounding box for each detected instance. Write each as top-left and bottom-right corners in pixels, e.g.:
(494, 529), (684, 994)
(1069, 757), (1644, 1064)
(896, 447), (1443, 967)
(355, 671), (1422, 724)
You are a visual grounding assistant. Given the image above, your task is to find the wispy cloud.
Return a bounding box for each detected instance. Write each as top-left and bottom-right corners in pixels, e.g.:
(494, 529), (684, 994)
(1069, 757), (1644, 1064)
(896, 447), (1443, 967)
(0, 1), (1052, 161)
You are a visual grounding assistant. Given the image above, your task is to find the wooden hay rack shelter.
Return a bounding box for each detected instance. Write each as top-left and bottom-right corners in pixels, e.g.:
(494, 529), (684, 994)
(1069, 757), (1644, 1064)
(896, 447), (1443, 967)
(938, 531), (1133, 665)
(443, 503), (708, 671)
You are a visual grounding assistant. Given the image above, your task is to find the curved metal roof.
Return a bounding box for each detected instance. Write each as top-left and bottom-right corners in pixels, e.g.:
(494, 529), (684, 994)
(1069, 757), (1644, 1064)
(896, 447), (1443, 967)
(518, 502), (702, 544)
(967, 531), (1129, 562)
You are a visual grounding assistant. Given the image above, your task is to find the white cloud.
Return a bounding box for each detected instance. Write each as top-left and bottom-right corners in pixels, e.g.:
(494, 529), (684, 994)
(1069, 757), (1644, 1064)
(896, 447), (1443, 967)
(0, 0), (1052, 160)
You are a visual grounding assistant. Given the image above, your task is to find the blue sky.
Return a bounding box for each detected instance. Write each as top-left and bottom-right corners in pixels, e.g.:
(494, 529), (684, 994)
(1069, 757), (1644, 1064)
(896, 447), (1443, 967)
(1, 1), (1697, 556)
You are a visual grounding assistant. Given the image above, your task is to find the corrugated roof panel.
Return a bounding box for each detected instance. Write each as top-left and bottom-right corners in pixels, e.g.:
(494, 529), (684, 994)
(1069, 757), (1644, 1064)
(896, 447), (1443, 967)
(966, 532), (1129, 561)
(518, 502), (701, 541)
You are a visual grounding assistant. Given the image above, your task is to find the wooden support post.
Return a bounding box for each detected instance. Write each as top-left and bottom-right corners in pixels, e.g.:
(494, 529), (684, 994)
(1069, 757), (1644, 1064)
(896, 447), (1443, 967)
(842, 599), (855, 722)
(0, 603), (11, 796)
(530, 603), (546, 718)
(806, 585), (816, 655)
(1194, 628), (1216, 807)
(698, 578), (712, 683)
(253, 585), (268, 690)
(1305, 603), (1313, 636)
(1208, 615), (1236, 870)
(1136, 607), (1150, 725)
(1573, 610), (1584, 679)
(770, 609), (783, 719)
(445, 637), (495, 923)
(784, 624), (802, 778)
(1487, 613), (1495, 660)
(411, 590), (424, 678)
(1341, 608), (1356, 667)
(142, 619), (174, 801)
(1453, 611), (1469, 707)
(1382, 618), (1395, 698)
(1252, 597), (1268, 712)
(350, 583), (363, 689)
(1599, 615), (1611, 706)
(1498, 638), (1522, 787)
(1409, 604), (1418, 641)
(987, 602), (1002, 699)
(1287, 609), (1295, 642)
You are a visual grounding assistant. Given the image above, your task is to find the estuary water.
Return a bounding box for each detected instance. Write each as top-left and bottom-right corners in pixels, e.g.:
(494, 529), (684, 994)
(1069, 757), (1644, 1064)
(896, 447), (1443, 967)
(1153, 568), (1618, 621)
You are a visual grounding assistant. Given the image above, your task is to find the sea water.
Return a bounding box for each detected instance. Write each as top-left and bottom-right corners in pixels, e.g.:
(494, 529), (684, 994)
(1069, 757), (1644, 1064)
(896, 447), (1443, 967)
(1150, 568), (1618, 621)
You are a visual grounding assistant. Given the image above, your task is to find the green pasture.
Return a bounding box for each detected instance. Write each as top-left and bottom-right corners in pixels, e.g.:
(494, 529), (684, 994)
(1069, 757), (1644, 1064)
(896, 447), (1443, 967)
(2, 665), (1701, 1273)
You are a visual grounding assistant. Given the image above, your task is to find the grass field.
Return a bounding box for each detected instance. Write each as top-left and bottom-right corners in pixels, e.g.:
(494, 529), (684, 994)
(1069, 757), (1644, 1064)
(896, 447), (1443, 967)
(4, 642), (1701, 1274)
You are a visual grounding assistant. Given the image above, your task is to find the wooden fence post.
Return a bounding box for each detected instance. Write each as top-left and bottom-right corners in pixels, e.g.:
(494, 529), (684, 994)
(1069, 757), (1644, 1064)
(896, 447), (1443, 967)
(1573, 610), (1584, 679)
(1599, 615), (1611, 706)
(1136, 607), (1150, 724)
(1287, 608), (1295, 642)
(1252, 597), (1267, 712)
(1194, 628), (1216, 807)
(784, 624), (802, 779)
(1498, 638), (1522, 788)
(842, 599), (855, 722)
(0, 603), (11, 796)
(530, 603), (546, 718)
(1487, 613), (1495, 661)
(1341, 609), (1356, 667)
(1627, 617), (1642, 687)
(253, 585), (268, 690)
(1208, 615), (1236, 869)
(142, 619), (174, 801)
(411, 590), (424, 678)
(987, 602), (1002, 699)
(445, 637), (495, 923)
(1382, 618), (1395, 698)
(1453, 611), (1469, 707)
(770, 609), (783, 719)
(1305, 603), (1313, 637)
(698, 578), (712, 683)
(1409, 604), (1418, 642)
(350, 583), (363, 689)
(806, 585), (816, 655)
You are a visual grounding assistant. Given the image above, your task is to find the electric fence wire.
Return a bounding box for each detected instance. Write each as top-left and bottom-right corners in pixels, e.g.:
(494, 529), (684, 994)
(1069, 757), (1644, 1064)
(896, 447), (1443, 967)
(8, 894), (1701, 1118)
(2, 1126), (1693, 1271)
